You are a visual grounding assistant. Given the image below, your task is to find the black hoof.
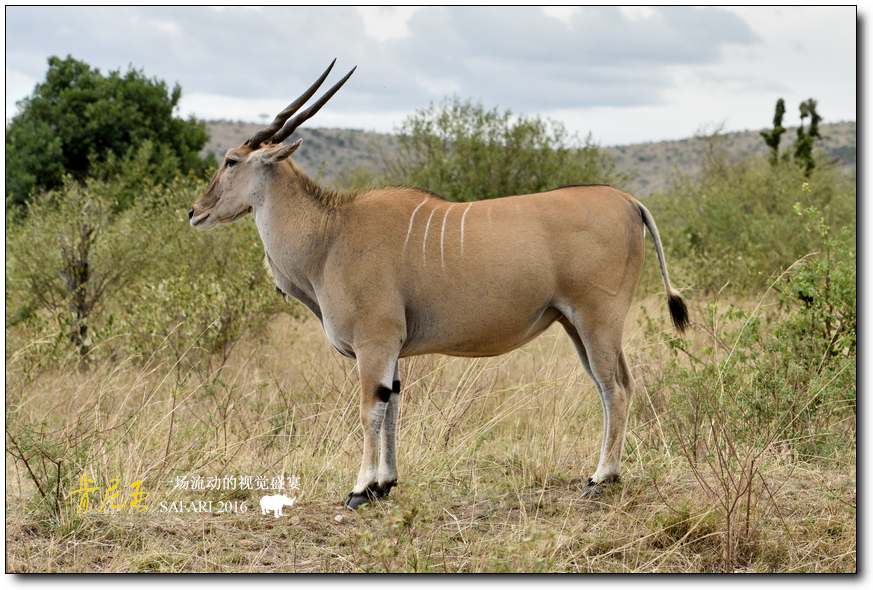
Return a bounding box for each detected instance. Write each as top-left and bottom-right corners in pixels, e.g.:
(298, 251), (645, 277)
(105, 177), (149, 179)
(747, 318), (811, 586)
(376, 480), (396, 497)
(344, 491), (372, 510)
(582, 478), (601, 499)
(582, 476), (619, 499)
(343, 481), (397, 510)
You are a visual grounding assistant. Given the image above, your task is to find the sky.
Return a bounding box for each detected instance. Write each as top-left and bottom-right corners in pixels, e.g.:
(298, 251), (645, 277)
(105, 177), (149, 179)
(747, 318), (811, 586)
(4, 5), (858, 147)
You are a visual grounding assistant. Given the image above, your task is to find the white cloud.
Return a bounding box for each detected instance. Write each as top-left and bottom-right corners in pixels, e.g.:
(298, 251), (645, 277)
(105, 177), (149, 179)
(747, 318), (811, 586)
(542, 6), (579, 26)
(414, 75), (462, 98)
(130, 14), (182, 37)
(357, 7), (422, 41)
(4, 6), (857, 145)
(619, 6), (657, 21)
(5, 70), (38, 119)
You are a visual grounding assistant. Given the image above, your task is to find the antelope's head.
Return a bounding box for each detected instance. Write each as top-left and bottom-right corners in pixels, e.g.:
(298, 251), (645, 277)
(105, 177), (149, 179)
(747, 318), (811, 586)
(189, 60), (355, 230)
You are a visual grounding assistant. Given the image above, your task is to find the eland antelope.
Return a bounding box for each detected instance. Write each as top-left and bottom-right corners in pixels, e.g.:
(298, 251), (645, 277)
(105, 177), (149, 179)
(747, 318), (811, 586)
(189, 61), (689, 510)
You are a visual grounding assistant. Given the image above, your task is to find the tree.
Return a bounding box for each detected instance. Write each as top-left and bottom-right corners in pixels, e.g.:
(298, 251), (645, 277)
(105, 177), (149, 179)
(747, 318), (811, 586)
(760, 97), (823, 177)
(386, 96), (622, 202)
(5, 178), (157, 357)
(760, 98), (786, 165)
(5, 55), (214, 211)
(794, 98), (822, 177)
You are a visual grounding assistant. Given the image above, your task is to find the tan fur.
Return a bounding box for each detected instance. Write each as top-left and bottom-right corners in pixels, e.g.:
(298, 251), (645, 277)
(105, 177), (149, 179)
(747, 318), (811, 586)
(190, 126), (687, 510)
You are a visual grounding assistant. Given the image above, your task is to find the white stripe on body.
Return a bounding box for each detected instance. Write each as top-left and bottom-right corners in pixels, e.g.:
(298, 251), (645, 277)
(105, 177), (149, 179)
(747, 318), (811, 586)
(422, 208), (437, 263)
(460, 202), (473, 257)
(440, 205), (455, 271)
(403, 198), (429, 256)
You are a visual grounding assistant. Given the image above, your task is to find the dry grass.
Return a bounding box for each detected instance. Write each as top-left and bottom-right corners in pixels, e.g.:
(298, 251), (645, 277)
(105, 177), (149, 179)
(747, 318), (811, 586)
(5, 294), (856, 573)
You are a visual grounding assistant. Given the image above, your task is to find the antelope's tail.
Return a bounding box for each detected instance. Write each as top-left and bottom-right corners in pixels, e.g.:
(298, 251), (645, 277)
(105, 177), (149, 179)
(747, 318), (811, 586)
(637, 201), (689, 334)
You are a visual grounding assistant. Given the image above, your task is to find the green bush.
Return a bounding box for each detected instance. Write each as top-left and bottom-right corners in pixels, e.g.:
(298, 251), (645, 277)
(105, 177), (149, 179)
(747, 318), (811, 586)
(5, 176), (293, 374)
(778, 204), (856, 364)
(762, 206), (856, 442)
(386, 96), (625, 201)
(645, 144), (855, 293)
(117, 210), (294, 377)
(640, 205), (855, 460)
(5, 177), (158, 359)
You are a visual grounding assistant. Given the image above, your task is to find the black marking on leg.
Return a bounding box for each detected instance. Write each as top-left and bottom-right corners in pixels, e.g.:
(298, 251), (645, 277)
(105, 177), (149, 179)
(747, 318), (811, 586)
(375, 385), (392, 403)
(392, 380), (401, 394)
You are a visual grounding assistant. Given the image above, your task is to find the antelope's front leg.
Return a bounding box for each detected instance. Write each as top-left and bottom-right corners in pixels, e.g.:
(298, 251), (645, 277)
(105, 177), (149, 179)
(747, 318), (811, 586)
(344, 354), (401, 510)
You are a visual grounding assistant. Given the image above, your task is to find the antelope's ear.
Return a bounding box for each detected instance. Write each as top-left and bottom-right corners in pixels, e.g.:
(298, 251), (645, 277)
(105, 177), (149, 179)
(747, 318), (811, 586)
(261, 139), (302, 164)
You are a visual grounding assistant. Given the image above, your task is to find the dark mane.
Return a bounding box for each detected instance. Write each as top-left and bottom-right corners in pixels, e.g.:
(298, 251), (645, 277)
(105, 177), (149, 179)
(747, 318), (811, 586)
(286, 160), (449, 208)
(287, 160), (358, 209)
(352, 184), (449, 203)
(550, 184), (614, 191)
(384, 185), (448, 201)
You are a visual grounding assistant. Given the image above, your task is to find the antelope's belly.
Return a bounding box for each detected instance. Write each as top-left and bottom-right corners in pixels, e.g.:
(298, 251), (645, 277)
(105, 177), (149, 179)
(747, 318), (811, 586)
(402, 304), (561, 358)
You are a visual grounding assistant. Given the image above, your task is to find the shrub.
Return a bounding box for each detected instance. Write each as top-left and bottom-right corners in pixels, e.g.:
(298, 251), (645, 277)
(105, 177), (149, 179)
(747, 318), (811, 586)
(645, 141), (855, 293)
(117, 210), (294, 377)
(5, 176), (294, 374)
(5, 178), (158, 359)
(634, 215), (855, 568)
(386, 96), (625, 201)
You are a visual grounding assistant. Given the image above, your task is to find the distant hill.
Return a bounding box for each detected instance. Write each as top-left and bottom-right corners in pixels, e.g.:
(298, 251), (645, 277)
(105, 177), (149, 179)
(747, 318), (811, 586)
(203, 120), (855, 197)
(203, 121), (397, 183)
(604, 121), (856, 196)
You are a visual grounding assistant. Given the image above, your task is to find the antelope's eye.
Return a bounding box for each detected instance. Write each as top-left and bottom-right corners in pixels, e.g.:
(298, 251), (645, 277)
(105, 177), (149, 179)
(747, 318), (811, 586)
(225, 158), (238, 168)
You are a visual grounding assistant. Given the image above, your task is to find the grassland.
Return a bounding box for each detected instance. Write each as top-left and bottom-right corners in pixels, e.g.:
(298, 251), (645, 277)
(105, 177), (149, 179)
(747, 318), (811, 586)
(5, 292), (856, 573)
(6, 109), (856, 574)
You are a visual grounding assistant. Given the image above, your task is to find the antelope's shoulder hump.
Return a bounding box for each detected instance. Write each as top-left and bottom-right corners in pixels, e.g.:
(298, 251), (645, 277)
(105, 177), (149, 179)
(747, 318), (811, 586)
(356, 185), (447, 205)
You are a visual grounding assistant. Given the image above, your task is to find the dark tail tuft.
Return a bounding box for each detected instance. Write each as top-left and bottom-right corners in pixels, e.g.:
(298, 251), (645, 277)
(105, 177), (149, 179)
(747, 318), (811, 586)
(668, 293), (690, 334)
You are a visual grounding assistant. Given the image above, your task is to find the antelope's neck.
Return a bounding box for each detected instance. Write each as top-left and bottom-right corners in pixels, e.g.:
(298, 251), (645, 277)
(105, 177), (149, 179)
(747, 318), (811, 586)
(253, 187), (335, 314)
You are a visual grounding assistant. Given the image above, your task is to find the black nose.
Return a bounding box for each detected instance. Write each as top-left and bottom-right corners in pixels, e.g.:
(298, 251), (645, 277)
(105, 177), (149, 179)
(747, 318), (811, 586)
(188, 209), (194, 220)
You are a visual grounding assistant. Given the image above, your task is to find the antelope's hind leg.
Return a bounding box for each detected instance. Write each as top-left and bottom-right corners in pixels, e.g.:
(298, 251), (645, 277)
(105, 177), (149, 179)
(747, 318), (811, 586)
(344, 354), (401, 510)
(560, 315), (634, 499)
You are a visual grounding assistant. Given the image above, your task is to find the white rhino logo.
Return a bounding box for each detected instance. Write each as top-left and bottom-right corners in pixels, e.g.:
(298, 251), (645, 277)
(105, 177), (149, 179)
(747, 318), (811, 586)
(259, 494), (297, 517)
